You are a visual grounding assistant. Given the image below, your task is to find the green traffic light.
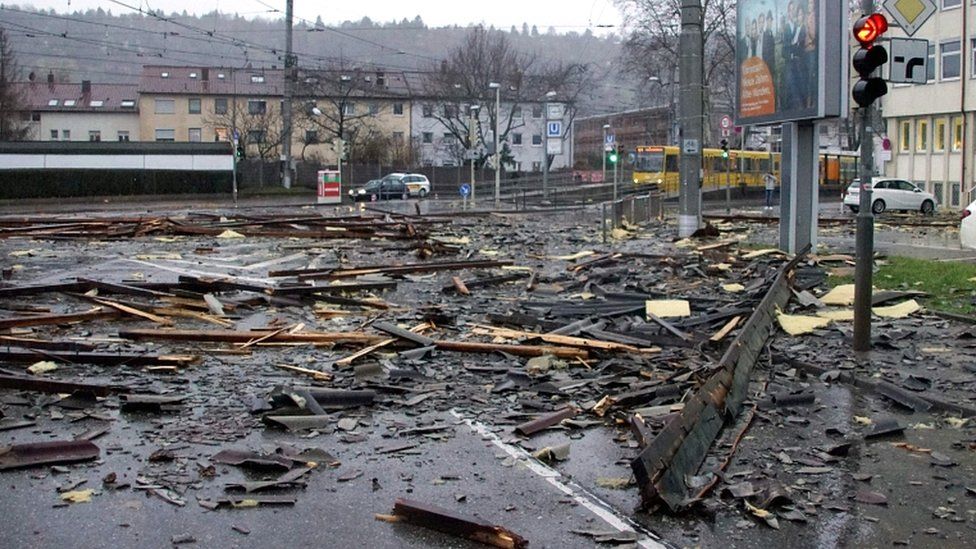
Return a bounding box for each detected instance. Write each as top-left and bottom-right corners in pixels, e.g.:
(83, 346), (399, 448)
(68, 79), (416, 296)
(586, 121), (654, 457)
(722, 151), (729, 159)
(609, 153), (618, 163)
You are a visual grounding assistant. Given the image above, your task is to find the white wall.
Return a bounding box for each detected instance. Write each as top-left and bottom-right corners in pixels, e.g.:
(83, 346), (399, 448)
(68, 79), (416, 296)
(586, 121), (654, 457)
(31, 112), (141, 142)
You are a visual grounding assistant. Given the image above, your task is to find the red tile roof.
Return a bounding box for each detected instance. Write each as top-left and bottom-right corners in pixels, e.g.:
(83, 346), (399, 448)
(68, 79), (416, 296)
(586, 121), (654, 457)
(14, 82), (140, 113)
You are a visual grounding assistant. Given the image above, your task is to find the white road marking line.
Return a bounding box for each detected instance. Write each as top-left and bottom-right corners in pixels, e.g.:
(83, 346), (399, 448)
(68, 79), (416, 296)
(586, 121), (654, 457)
(449, 409), (669, 549)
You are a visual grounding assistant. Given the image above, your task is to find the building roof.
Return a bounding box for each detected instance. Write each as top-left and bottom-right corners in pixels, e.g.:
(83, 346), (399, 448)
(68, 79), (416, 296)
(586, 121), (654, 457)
(15, 81), (140, 113)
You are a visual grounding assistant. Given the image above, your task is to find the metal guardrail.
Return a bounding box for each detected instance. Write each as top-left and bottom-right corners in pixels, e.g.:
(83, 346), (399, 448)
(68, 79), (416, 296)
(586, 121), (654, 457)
(600, 194), (663, 244)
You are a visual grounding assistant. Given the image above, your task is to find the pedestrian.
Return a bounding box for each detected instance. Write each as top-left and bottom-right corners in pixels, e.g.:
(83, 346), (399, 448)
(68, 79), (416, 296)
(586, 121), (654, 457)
(763, 172), (777, 209)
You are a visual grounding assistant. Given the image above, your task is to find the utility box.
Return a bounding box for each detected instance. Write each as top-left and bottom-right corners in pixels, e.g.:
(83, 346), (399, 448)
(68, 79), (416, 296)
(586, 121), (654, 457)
(317, 170), (341, 204)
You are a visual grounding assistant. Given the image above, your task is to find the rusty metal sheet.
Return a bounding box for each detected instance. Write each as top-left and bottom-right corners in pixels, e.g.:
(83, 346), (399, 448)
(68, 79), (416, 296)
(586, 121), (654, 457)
(0, 440), (99, 470)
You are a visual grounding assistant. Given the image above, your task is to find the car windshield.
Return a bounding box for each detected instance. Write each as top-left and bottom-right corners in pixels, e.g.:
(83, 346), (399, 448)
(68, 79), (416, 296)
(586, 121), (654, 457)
(381, 175), (401, 183)
(364, 181), (381, 191)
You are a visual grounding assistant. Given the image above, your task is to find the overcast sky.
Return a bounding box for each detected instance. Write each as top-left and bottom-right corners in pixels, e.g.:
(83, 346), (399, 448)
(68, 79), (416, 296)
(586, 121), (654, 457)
(15, 0), (623, 33)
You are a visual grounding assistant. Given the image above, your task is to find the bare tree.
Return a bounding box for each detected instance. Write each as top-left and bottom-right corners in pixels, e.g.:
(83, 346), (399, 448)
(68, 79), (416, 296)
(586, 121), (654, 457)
(616, 0), (737, 144)
(424, 26), (591, 170)
(293, 69), (384, 163)
(0, 27), (30, 141)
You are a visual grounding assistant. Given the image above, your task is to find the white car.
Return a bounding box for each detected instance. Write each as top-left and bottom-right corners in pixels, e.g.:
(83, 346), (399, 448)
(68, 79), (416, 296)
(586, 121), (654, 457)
(961, 199), (976, 249)
(843, 177), (936, 215)
(380, 173), (431, 198)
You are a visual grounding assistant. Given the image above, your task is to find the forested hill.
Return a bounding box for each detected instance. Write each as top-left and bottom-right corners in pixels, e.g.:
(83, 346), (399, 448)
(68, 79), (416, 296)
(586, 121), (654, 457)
(0, 6), (642, 115)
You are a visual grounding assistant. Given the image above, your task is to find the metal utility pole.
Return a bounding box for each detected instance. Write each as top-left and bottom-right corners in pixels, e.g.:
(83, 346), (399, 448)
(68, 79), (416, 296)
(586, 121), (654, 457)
(469, 105), (479, 206)
(280, 0), (295, 189)
(602, 123), (610, 190)
(853, 0), (877, 352)
(677, 0), (703, 237)
(725, 155), (731, 214)
(489, 82), (502, 206)
(542, 91), (556, 200)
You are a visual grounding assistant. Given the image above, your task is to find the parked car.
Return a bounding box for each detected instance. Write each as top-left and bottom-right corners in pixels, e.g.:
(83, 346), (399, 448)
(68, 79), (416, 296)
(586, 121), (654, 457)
(843, 177), (936, 215)
(379, 173), (431, 198)
(347, 178), (408, 202)
(961, 198), (976, 249)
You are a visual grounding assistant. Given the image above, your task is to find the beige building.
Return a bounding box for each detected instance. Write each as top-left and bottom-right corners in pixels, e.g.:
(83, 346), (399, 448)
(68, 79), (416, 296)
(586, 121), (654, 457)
(138, 66), (412, 165)
(16, 79), (140, 142)
(883, 0), (975, 208)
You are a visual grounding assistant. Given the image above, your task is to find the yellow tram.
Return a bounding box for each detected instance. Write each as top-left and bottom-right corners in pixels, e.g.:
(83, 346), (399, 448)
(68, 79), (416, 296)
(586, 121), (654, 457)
(633, 145), (858, 196)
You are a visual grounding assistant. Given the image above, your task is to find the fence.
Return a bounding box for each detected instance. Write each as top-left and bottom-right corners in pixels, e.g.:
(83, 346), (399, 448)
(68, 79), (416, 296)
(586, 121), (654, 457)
(600, 193), (664, 244)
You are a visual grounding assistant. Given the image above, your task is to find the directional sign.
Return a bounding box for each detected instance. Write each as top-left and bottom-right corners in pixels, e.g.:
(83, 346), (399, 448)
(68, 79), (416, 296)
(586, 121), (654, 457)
(547, 121), (562, 138)
(682, 139), (700, 155)
(546, 139), (563, 155)
(547, 103), (563, 119)
(883, 0), (936, 37)
(888, 37), (928, 84)
(459, 183), (471, 198)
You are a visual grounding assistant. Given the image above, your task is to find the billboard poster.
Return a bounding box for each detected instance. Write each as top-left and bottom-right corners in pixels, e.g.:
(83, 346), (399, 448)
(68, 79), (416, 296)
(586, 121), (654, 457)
(736, 0), (846, 126)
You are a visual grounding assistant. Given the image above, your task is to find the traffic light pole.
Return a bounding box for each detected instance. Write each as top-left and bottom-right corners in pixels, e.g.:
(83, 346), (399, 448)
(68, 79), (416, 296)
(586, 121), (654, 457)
(725, 156), (731, 214)
(281, 0), (294, 189)
(853, 0), (879, 353)
(613, 146), (619, 201)
(678, 0), (703, 237)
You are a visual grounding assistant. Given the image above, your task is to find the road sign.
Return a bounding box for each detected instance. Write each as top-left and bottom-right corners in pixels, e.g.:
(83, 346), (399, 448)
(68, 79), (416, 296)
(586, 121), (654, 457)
(546, 138), (562, 155)
(719, 115), (733, 130)
(888, 37), (928, 84)
(547, 121), (562, 138)
(682, 139), (700, 155)
(232, 129), (240, 140)
(547, 103), (563, 119)
(883, 0), (936, 37)
(721, 128), (731, 138)
(605, 134), (615, 145)
(459, 183), (471, 198)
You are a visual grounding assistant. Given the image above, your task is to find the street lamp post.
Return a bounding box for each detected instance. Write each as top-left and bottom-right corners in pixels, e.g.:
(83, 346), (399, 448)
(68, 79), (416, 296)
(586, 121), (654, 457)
(602, 123), (610, 196)
(542, 90), (556, 201)
(469, 104), (480, 206)
(489, 82), (501, 206)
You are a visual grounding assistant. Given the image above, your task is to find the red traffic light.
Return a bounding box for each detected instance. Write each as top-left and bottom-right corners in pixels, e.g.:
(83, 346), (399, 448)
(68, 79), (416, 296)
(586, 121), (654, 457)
(853, 13), (888, 45)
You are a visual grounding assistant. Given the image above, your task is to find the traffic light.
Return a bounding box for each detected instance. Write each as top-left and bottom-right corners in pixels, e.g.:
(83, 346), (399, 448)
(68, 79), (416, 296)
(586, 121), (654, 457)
(720, 138), (729, 159)
(852, 13), (889, 108)
(235, 143), (245, 159)
(333, 138), (347, 160)
(608, 145), (619, 164)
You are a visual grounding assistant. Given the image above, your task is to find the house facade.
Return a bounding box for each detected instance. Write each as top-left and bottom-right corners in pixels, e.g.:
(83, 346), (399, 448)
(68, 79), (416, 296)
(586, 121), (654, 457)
(16, 78), (140, 142)
(882, 0), (976, 209)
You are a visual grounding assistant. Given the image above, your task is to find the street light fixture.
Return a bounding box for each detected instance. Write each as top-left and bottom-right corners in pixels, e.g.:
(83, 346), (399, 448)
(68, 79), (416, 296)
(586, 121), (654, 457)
(542, 90), (557, 200)
(488, 82), (501, 206)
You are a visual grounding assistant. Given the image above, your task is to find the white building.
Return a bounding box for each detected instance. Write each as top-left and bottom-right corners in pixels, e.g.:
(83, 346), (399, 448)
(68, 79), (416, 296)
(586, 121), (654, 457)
(882, 0), (975, 209)
(16, 79), (141, 143)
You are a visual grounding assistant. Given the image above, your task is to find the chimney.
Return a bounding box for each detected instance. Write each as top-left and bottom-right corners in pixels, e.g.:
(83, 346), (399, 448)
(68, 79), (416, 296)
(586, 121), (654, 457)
(47, 72), (55, 92)
(81, 80), (92, 95)
(376, 72), (385, 87)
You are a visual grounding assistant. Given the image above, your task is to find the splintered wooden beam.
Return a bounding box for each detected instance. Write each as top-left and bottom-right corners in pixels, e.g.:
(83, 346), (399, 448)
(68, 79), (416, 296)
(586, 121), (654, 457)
(118, 328), (385, 345)
(376, 498), (528, 549)
(334, 322), (432, 368)
(0, 308), (118, 330)
(432, 339), (588, 359)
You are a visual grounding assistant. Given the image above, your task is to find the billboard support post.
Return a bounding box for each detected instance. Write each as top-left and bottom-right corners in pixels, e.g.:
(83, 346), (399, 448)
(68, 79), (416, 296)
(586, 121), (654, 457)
(779, 122), (819, 253)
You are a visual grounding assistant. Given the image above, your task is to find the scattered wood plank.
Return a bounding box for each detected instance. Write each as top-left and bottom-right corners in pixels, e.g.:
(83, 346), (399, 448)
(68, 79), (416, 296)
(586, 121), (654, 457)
(118, 328), (385, 345)
(334, 322), (432, 368)
(451, 277), (470, 296)
(376, 498), (527, 549)
(709, 316), (742, 342)
(432, 339), (588, 359)
(0, 308), (118, 330)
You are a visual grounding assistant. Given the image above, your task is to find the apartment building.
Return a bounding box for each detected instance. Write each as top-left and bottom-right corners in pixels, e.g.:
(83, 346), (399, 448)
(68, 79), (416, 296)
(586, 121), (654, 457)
(16, 77), (140, 142)
(882, 0), (975, 208)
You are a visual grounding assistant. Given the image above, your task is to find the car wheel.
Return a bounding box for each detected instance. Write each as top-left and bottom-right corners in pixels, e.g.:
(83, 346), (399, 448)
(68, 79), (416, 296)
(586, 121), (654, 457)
(871, 199), (886, 214)
(418, 188), (428, 198)
(848, 205), (859, 213)
(920, 200), (935, 215)
(370, 194), (378, 202)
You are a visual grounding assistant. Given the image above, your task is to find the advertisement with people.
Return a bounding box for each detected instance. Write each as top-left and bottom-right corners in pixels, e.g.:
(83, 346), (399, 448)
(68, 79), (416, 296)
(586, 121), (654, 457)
(737, 0), (822, 125)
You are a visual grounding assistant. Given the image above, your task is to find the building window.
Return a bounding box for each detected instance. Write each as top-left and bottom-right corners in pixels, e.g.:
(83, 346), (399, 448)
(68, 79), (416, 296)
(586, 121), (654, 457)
(48, 99), (58, 107)
(305, 130), (318, 144)
(953, 117), (964, 151)
(927, 44), (936, 82)
(512, 106), (522, 119)
(532, 105), (543, 119)
(917, 119), (929, 151)
(900, 121), (911, 151)
(62, 129), (70, 140)
(941, 40), (961, 80)
(444, 105), (458, 118)
(422, 132), (433, 144)
(88, 130), (101, 142)
(443, 132), (456, 143)
(248, 130), (265, 143)
(951, 182), (961, 206)
(89, 100), (103, 108)
(971, 39), (976, 78)
(532, 161), (542, 172)
(50, 129), (58, 140)
(422, 104), (433, 118)
(368, 103), (379, 115)
(155, 99), (175, 114)
(248, 100), (267, 115)
(935, 119), (947, 151)
(188, 98), (202, 114)
(512, 133), (523, 145)
(215, 127), (230, 142)
(188, 128), (202, 142)
(532, 134), (543, 146)
(64, 100), (76, 107)
(250, 74), (265, 83)
(215, 98), (228, 115)
(120, 100), (135, 109)
(342, 102), (356, 116)
(393, 102), (404, 116)
(31, 112), (40, 122)
(943, 0), (961, 8)
(117, 131), (130, 142)
(155, 129), (175, 141)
